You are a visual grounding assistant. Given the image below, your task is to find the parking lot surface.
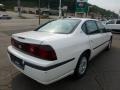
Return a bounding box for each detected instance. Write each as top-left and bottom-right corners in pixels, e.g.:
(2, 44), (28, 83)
(0, 19), (120, 90)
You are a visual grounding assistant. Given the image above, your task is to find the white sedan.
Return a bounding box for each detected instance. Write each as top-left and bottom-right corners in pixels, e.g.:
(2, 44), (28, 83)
(7, 18), (112, 85)
(0, 14), (11, 19)
(105, 19), (120, 33)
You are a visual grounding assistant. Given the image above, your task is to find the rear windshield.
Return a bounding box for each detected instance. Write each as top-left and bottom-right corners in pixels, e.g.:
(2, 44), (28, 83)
(36, 19), (80, 34)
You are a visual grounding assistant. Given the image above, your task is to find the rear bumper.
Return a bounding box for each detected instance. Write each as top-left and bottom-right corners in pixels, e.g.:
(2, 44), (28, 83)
(7, 46), (75, 85)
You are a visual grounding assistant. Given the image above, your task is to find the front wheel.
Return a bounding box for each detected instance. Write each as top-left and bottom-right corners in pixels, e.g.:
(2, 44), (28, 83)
(74, 54), (88, 79)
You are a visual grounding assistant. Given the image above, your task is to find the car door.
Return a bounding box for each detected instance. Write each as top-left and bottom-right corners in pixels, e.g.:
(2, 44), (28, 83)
(96, 21), (110, 49)
(97, 21), (110, 42)
(85, 20), (104, 58)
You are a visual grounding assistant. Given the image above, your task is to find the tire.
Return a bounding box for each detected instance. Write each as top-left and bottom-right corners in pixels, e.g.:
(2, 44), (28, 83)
(74, 54), (88, 79)
(106, 39), (112, 51)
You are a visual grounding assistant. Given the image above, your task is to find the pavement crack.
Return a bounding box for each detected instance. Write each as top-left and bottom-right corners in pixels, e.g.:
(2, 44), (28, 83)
(94, 76), (104, 90)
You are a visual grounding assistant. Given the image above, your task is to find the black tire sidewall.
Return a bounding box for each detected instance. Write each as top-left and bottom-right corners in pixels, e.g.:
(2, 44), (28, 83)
(74, 54), (88, 79)
(106, 39), (112, 50)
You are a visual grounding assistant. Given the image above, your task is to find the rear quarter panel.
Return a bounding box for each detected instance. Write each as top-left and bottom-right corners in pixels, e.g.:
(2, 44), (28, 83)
(42, 29), (91, 70)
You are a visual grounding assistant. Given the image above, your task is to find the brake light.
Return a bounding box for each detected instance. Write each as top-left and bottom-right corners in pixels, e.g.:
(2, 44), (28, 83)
(11, 38), (15, 46)
(11, 38), (57, 61)
(38, 45), (57, 60)
(28, 45), (57, 60)
(27, 45), (36, 55)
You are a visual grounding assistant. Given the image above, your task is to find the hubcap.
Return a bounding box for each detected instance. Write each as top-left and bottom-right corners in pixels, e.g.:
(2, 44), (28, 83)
(79, 57), (87, 75)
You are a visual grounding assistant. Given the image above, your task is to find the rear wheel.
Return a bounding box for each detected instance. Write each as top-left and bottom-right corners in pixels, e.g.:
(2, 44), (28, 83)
(106, 39), (112, 51)
(74, 54), (88, 79)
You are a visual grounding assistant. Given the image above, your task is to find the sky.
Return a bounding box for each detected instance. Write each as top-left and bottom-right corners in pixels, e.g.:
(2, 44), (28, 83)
(88, 0), (120, 14)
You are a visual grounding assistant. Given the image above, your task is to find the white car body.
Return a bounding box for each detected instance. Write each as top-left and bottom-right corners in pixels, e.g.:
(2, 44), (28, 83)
(7, 18), (112, 85)
(105, 19), (120, 32)
(0, 14), (11, 19)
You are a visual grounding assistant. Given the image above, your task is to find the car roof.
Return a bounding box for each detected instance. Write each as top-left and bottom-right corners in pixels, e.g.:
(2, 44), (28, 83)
(65, 17), (98, 21)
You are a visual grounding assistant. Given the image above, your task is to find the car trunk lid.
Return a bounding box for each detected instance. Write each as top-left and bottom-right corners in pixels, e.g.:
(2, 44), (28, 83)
(12, 31), (67, 44)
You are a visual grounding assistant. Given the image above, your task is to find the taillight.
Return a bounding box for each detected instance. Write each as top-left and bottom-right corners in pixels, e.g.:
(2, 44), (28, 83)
(38, 45), (57, 60)
(27, 45), (37, 55)
(11, 37), (15, 46)
(11, 37), (57, 61)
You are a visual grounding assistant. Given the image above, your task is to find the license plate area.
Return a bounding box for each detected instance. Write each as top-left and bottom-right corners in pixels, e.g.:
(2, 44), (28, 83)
(9, 53), (25, 70)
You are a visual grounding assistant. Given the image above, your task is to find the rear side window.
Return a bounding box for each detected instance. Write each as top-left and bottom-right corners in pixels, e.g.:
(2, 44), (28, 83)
(81, 23), (87, 34)
(86, 21), (99, 34)
(116, 20), (120, 24)
(96, 21), (104, 29)
(96, 21), (105, 33)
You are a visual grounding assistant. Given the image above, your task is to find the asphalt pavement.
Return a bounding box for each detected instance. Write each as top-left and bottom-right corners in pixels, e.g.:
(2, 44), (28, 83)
(0, 19), (120, 90)
(11, 34), (120, 90)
